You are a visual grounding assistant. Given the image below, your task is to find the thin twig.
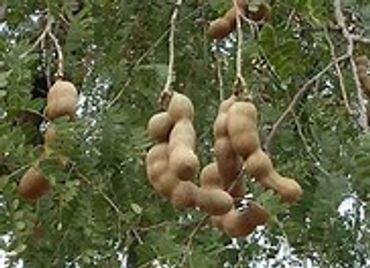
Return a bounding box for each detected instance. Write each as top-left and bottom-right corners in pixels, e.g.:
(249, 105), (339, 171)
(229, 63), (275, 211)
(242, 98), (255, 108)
(215, 50), (224, 101)
(233, 0), (248, 96)
(48, 31), (64, 78)
(76, 170), (126, 219)
(179, 215), (209, 266)
(264, 54), (349, 151)
(324, 30), (353, 115)
(292, 111), (331, 177)
(334, 0), (368, 132)
(19, 16), (52, 59)
(159, 0), (183, 109)
(108, 5), (200, 108)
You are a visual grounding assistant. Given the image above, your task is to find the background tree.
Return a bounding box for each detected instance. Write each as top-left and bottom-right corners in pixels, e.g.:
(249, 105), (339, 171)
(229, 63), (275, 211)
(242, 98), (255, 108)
(0, 0), (369, 267)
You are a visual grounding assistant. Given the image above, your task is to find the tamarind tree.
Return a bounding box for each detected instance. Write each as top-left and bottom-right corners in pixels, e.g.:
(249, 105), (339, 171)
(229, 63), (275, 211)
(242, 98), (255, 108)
(0, 0), (370, 267)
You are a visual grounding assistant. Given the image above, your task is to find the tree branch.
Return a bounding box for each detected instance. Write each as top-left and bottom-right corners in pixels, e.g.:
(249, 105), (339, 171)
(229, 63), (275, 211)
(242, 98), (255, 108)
(264, 54), (349, 151)
(159, 0), (183, 108)
(334, 0), (368, 132)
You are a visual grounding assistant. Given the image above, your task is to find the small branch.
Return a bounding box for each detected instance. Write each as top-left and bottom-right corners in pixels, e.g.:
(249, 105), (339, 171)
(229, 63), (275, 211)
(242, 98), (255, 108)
(19, 16), (52, 59)
(233, 0), (248, 97)
(264, 54), (349, 151)
(108, 7), (200, 108)
(48, 31), (64, 79)
(324, 31), (354, 115)
(334, 0), (368, 132)
(179, 215), (209, 266)
(215, 49), (224, 101)
(159, 0), (183, 109)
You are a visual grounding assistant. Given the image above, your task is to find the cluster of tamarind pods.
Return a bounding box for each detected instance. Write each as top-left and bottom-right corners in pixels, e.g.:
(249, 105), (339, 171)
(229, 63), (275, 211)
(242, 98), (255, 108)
(146, 92), (303, 237)
(355, 55), (370, 124)
(207, 0), (271, 40)
(18, 80), (78, 202)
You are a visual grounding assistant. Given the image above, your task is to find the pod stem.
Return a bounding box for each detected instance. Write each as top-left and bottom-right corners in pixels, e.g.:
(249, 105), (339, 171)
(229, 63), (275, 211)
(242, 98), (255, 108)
(232, 0), (250, 100)
(159, 0), (183, 110)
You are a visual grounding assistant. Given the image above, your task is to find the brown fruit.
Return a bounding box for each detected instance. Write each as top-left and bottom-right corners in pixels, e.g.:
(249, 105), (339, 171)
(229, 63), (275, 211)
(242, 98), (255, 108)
(213, 113), (229, 138)
(214, 137), (241, 183)
(147, 112), (173, 142)
(169, 119), (196, 150)
(197, 188), (233, 215)
(145, 143), (170, 182)
(153, 171), (180, 199)
(169, 146), (199, 181)
(171, 181), (199, 209)
(167, 92), (194, 122)
(245, 149), (303, 203)
(207, 18), (233, 40)
(45, 80), (78, 121)
(228, 101), (258, 122)
(44, 124), (56, 148)
(213, 202), (269, 237)
(228, 122), (260, 158)
(246, 2), (271, 22)
(200, 163), (223, 188)
(18, 167), (50, 202)
(355, 55), (368, 67)
(357, 65), (368, 80)
(218, 95), (237, 113)
(244, 149), (273, 178)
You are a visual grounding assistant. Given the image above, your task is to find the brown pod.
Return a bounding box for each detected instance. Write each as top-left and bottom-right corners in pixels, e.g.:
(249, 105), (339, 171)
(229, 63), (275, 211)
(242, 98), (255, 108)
(169, 119), (199, 180)
(167, 92), (194, 122)
(18, 167), (50, 202)
(214, 137), (240, 182)
(145, 143), (180, 199)
(45, 80), (78, 121)
(169, 146), (199, 181)
(197, 188), (234, 215)
(245, 149), (303, 203)
(227, 102), (260, 158)
(147, 112), (173, 142)
(171, 181), (199, 209)
(197, 163), (233, 215)
(212, 202), (269, 237)
(44, 124), (57, 148)
(355, 55), (368, 67)
(207, 18), (233, 40)
(169, 119), (196, 149)
(246, 3), (271, 22)
(145, 143), (169, 179)
(153, 171), (180, 199)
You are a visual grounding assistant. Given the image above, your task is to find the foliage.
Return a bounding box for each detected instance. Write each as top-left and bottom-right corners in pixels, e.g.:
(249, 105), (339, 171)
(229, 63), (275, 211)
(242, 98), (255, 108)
(0, 0), (369, 267)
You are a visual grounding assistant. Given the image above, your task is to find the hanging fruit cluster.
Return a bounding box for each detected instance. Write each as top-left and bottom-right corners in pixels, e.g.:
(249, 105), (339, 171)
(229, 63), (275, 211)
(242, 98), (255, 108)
(207, 0), (271, 40)
(18, 80), (78, 202)
(145, 92), (303, 237)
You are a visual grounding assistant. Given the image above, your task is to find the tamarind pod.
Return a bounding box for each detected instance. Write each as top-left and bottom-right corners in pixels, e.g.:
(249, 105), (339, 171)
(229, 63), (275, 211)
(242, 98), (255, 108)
(169, 145), (200, 181)
(169, 119), (196, 150)
(246, 3), (271, 22)
(197, 188), (233, 215)
(18, 167), (50, 202)
(167, 92), (194, 122)
(219, 95), (237, 114)
(147, 112), (173, 142)
(46, 80), (78, 121)
(145, 143), (169, 178)
(244, 149), (303, 203)
(44, 124), (56, 148)
(355, 55), (368, 67)
(199, 163), (223, 188)
(153, 171), (180, 199)
(214, 137), (241, 181)
(228, 101), (258, 122)
(171, 181), (199, 209)
(212, 202), (269, 237)
(213, 113), (229, 138)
